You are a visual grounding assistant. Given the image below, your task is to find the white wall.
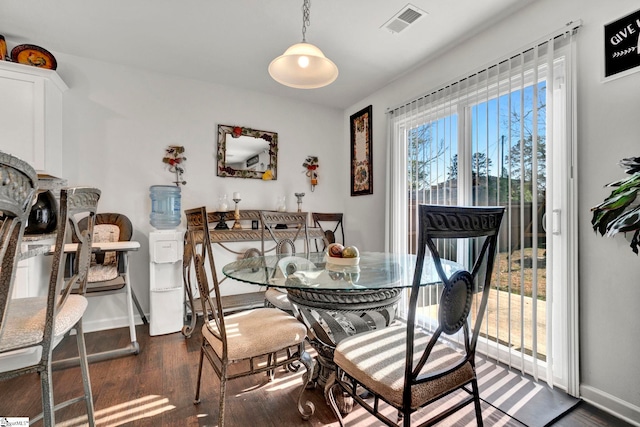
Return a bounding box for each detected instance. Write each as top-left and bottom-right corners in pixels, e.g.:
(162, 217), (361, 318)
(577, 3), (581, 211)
(343, 0), (640, 423)
(53, 53), (345, 332)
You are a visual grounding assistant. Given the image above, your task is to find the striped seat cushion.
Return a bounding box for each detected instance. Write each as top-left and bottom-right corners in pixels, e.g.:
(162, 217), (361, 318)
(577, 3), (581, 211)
(334, 324), (474, 410)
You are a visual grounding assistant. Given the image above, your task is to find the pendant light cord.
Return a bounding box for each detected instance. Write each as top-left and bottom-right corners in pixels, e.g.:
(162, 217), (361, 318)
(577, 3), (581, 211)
(301, 0), (310, 42)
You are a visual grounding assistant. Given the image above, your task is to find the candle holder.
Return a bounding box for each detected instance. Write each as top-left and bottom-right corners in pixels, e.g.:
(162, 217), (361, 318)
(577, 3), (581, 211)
(214, 211), (230, 230)
(232, 197), (242, 230)
(276, 195), (287, 212)
(295, 192), (305, 212)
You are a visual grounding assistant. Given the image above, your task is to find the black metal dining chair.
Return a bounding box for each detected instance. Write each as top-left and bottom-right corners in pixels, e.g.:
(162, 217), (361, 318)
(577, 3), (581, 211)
(312, 212), (345, 251)
(260, 210), (310, 313)
(329, 204), (504, 427)
(185, 206), (315, 427)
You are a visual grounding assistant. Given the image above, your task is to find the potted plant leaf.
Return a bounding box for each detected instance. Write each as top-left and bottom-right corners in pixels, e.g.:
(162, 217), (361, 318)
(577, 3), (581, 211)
(591, 157), (640, 254)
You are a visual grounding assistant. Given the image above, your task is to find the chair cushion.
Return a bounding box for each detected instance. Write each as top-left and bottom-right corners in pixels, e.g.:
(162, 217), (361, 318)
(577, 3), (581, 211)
(265, 288), (294, 312)
(84, 223), (119, 284)
(334, 324), (474, 410)
(202, 308), (306, 361)
(87, 263), (119, 282)
(93, 224), (120, 243)
(0, 295), (88, 352)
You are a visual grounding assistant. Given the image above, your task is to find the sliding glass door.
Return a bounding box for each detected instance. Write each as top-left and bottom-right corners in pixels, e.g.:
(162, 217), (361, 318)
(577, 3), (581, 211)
(387, 33), (578, 393)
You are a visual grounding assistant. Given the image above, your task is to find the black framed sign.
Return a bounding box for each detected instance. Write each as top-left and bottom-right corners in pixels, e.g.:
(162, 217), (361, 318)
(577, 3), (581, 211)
(604, 8), (640, 80)
(350, 105), (373, 196)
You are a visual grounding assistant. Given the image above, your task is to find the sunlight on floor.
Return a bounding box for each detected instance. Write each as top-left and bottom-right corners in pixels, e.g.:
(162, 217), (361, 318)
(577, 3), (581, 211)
(56, 395), (176, 427)
(264, 373), (304, 392)
(478, 361), (544, 414)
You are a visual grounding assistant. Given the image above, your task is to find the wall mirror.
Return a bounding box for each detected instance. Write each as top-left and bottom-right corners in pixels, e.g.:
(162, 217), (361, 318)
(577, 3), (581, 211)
(217, 125), (278, 179)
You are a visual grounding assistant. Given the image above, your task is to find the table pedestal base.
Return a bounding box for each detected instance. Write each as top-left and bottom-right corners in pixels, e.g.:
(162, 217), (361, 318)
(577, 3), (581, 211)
(289, 287), (402, 411)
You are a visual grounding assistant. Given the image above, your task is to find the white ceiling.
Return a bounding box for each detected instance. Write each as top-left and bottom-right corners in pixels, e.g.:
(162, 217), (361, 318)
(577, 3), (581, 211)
(0, 0), (535, 109)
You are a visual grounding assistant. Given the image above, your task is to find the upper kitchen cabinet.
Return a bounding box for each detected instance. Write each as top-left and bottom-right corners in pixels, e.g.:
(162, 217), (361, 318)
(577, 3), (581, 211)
(0, 60), (68, 177)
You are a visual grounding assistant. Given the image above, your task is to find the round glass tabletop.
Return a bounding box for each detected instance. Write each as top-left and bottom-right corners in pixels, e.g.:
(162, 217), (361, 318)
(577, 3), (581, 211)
(222, 251), (462, 291)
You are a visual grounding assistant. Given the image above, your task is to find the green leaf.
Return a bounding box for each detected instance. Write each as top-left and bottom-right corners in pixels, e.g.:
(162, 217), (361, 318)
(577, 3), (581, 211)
(606, 172), (640, 191)
(606, 205), (640, 236)
(593, 158), (640, 254)
(592, 206), (625, 235)
(591, 188), (638, 212)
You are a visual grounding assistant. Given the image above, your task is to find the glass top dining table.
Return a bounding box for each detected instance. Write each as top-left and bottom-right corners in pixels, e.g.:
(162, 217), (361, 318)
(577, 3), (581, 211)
(223, 251), (463, 390)
(222, 251), (462, 291)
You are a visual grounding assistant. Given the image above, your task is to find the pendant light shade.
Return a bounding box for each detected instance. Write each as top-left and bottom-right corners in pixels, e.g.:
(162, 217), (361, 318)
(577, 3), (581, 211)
(269, 42), (338, 89)
(268, 0), (338, 89)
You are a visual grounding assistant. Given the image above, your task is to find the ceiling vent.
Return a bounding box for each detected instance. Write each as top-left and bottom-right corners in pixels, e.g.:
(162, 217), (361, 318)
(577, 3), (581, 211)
(381, 4), (428, 34)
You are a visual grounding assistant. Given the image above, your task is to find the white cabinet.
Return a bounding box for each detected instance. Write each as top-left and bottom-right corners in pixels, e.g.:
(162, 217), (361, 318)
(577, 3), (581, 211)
(12, 237), (56, 298)
(0, 61), (68, 176)
(149, 230), (184, 336)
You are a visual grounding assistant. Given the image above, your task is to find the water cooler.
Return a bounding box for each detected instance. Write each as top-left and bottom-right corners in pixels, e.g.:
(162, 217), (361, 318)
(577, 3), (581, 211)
(149, 229), (184, 336)
(148, 185), (184, 336)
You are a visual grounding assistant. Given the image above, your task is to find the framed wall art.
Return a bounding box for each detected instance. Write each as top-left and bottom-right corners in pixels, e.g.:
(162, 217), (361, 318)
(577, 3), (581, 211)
(350, 105), (373, 196)
(603, 8), (640, 81)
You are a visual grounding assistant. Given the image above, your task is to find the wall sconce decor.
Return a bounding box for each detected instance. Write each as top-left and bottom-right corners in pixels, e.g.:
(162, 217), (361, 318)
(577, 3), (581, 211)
(303, 156), (318, 191)
(163, 145), (186, 186)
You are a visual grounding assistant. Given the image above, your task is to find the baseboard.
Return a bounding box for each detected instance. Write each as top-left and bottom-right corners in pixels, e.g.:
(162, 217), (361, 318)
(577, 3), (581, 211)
(83, 313), (146, 334)
(580, 385), (640, 426)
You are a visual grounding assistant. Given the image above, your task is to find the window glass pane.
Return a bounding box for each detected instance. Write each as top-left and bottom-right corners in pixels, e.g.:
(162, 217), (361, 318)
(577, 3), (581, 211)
(407, 115), (457, 255)
(404, 77), (549, 359)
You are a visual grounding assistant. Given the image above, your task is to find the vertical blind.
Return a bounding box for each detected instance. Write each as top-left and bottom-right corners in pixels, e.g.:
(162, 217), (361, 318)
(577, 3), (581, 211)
(386, 22), (580, 390)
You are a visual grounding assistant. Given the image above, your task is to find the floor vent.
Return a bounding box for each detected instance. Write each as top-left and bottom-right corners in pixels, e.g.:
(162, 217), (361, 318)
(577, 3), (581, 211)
(381, 4), (428, 34)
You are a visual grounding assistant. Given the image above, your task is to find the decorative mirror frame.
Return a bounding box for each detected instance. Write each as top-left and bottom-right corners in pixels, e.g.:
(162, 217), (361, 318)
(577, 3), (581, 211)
(217, 125), (278, 179)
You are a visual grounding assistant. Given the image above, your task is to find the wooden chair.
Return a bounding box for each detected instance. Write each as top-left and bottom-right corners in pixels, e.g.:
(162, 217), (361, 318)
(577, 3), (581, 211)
(186, 207), (315, 427)
(0, 163), (100, 427)
(329, 204), (504, 427)
(312, 212), (345, 251)
(259, 211), (309, 312)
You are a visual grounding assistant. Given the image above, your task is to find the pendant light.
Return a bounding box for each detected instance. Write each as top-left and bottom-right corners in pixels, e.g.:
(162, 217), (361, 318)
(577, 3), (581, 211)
(268, 0), (338, 89)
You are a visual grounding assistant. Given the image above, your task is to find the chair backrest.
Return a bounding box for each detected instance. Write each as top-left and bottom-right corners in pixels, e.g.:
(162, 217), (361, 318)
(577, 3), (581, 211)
(404, 204), (504, 408)
(259, 211), (309, 256)
(0, 152), (38, 337)
(184, 207), (228, 351)
(45, 188), (100, 355)
(312, 212), (344, 251)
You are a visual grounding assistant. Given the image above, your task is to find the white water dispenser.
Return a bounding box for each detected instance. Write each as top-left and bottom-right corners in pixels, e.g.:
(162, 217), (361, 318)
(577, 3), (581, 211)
(149, 229), (184, 336)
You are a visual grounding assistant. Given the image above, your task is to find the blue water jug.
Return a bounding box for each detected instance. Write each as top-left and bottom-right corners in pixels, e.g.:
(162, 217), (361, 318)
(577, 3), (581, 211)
(149, 185), (181, 229)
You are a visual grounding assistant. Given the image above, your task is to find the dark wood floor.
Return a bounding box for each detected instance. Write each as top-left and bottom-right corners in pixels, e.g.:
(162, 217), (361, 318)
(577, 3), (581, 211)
(0, 321), (632, 426)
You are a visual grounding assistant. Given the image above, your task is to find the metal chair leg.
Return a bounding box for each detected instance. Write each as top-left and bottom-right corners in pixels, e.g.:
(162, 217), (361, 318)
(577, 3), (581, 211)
(41, 363), (55, 427)
(194, 342), (205, 404)
(472, 378), (484, 427)
(219, 366), (228, 427)
(76, 320), (96, 427)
